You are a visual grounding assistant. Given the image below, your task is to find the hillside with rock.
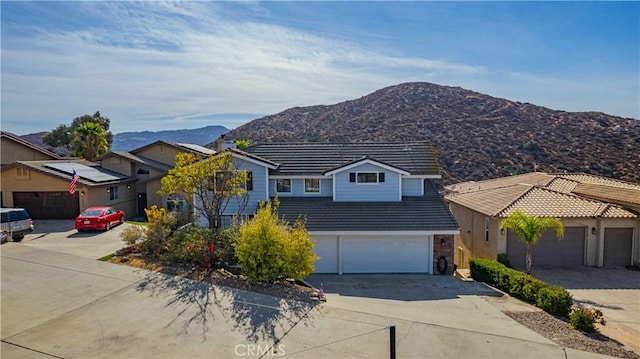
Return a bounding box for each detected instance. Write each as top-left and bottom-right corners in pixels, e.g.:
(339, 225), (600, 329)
(226, 82), (639, 184)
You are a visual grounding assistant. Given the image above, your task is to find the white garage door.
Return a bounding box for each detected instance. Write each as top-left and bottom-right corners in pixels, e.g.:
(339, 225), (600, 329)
(341, 236), (430, 273)
(313, 236), (339, 273)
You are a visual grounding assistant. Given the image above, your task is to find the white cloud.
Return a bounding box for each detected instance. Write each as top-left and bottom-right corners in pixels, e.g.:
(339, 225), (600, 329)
(1, 2), (637, 136)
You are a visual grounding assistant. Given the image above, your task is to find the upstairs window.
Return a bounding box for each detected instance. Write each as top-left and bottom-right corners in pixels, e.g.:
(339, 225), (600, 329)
(137, 168), (150, 175)
(276, 179), (291, 193)
(304, 178), (320, 193)
(245, 172), (253, 191)
(349, 172), (384, 184)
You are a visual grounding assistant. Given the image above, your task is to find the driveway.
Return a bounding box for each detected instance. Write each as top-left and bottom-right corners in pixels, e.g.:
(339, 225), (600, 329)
(17, 219), (130, 259)
(1, 243), (611, 359)
(534, 267), (640, 353)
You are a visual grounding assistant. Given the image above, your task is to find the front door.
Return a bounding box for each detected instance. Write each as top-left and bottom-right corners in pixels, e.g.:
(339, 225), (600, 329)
(137, 193), (148, 218)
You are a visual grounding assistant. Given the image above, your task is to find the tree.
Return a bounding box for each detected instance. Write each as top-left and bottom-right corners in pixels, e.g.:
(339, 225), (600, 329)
(71, 121), (110, 160)
(500, 210), (564, 274)
(235, 139), (252, 150)
(44, 111), (113, 150)
(234, 200), (317, 281)
(160, 151), (249, 231)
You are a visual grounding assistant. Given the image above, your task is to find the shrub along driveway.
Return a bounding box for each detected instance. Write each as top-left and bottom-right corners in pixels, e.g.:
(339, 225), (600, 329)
(534, 267), (640, 353)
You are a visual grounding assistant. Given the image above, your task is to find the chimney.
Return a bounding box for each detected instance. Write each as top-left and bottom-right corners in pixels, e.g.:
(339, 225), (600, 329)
(214, 134), (237, 151)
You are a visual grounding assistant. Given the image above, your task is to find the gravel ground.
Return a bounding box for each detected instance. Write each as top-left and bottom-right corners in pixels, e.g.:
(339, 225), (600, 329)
(505, 311), (639, 359)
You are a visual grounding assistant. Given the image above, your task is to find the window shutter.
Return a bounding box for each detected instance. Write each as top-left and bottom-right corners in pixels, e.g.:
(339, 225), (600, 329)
(378, 173), (385, 182)
(349, 173), (356, 182)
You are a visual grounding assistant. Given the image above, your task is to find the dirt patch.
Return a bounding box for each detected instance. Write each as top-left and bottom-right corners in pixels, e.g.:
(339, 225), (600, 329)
(482, 295), (639, 359)
(110, 253), (319, 303)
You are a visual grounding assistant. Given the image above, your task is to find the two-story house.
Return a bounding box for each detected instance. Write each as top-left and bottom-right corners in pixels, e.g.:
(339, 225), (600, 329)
(199, 142), (460, 275)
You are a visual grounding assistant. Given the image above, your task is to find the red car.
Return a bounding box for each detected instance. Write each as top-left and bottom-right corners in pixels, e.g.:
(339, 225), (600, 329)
(75, 206), (125, 232)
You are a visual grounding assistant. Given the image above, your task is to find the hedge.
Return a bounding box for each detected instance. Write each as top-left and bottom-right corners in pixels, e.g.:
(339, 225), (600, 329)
(469, 258), (572, 317)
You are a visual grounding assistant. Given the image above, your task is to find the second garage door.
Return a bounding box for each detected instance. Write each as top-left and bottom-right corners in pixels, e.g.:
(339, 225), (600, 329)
(603, 228), (633, 266)
(507, 226), (585, 269)
(12, 191), (79, 219)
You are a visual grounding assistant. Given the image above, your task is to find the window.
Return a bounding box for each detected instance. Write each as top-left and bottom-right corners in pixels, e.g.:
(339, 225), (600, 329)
(108, 185), (119, 201)
(276, 179), (291, 193)
(137, 168), (150, 175)
(245, 172), (253, 191)
(351, 172), (379, 184)
(485, 218), (490, 242)
(16, 167), (30, 180)
(304, 178), (320, 193)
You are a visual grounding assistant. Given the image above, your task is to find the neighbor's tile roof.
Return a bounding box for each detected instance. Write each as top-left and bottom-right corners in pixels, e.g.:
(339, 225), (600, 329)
(277, 181), (458, 231)
(572, 183), (640, 206)
(243, 142), (440, 176)
(499, 187), (635, 218)
(444, 172), (554, 193)
(445, 172), (639, 219)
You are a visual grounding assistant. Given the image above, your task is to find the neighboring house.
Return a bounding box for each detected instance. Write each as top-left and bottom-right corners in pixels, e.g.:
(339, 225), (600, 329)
(1, 138), (212, 219)
(199, 142), (459, 275)
(0, 160), (135, 218)
(98, 140), (214, 217)
(444, 172), (640, 269)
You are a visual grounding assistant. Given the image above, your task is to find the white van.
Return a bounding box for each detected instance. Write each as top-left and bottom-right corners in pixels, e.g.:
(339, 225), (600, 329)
(0, 208), (34, 242)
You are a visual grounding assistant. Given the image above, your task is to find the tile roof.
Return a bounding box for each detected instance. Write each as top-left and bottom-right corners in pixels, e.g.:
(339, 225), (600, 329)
(130, 140), (214, 157)
(2, 160), (132, 187)
(276, 181), (458, 232)
(445, 172), (639, 219)
(572, 183), (640, 206)
(444, 172), (554, 193)
(0, 131), (62, 160)
(244, 142), (441, 176)
(446, 184), (532, 216)
(499, 187), (635, 218)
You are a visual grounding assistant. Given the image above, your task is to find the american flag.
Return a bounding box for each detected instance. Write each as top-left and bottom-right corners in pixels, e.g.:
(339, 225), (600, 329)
(69, 169), (80, 195)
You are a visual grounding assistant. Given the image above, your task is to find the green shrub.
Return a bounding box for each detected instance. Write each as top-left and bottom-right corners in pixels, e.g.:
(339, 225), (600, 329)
(235, 201), (318, 282)
(143, 206), (178, 254)
(214, 228), (239, 268)
(570, 307), (606, 332)
(537, 286), (573, 317)
(469, 258), (573, 317)
(161, 227), (209, 266)
(496, 253), (512, 268)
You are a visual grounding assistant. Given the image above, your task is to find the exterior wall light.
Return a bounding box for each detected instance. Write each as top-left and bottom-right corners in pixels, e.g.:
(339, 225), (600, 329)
(591, 227), (597, 235)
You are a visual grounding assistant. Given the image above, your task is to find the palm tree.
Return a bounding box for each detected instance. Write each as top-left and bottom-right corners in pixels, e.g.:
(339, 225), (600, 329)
(71, 121), (109, 160)
(500, 210), (564, 274)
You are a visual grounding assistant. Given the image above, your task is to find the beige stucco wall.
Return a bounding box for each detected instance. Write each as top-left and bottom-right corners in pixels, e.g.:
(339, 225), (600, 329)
(134, 144), (181, 166)
(449, 202), (500, 268)
(1, 139), (57, 165)
(81, 183), (136, 218)
(100, 155), (133, 177)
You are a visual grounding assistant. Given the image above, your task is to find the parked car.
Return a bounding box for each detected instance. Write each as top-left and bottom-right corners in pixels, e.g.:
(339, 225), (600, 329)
(75, 206), (125, 232)
(0, 208), (34, 242)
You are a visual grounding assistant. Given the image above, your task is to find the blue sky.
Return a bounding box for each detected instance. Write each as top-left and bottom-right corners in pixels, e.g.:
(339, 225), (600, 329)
(1, 1), (638, 135)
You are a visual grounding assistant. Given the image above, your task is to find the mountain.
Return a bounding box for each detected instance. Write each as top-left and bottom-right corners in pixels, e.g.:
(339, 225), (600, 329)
(20, 125), (229, 155)
(111, 125), (229, 151)
(226, 82), (639, 184)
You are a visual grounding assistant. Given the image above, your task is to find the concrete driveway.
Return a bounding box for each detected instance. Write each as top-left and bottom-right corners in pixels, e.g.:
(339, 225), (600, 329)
(17, 219), (130, 259)
(534, 267), (640, 353)
(2, 241), (612, 359)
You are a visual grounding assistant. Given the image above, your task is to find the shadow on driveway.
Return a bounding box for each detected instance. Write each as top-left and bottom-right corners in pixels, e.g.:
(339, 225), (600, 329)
(134, 270), (317, 344)
(306, 274), (499, 301)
